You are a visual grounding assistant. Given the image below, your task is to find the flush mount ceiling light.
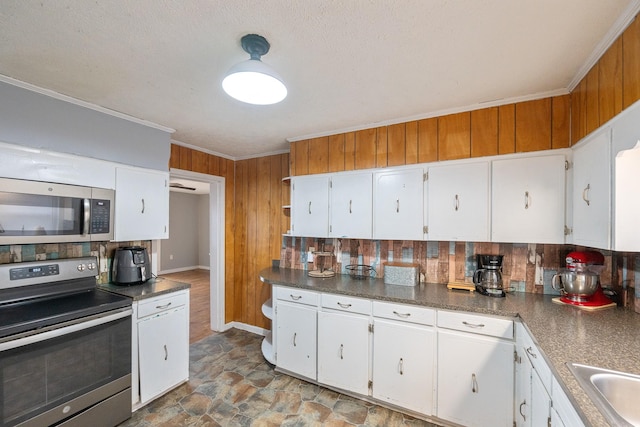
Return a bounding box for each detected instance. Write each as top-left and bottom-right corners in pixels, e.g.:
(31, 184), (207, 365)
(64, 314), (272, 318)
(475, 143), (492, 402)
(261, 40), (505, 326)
(222, 34), (287, 105)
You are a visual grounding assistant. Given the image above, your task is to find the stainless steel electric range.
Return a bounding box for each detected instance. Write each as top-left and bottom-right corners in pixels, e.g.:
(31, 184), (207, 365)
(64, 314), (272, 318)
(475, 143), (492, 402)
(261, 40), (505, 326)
(0, 256), (132, 427)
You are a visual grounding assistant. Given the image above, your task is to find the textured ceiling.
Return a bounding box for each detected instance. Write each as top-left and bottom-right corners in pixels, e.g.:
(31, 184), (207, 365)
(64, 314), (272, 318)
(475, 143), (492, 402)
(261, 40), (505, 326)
(0, 1), (638, 159)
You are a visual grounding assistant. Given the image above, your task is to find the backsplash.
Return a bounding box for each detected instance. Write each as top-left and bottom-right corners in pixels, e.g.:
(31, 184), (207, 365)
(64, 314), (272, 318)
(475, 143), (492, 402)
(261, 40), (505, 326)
(0, 241), (152, 284)
(280, 237), (640, 312)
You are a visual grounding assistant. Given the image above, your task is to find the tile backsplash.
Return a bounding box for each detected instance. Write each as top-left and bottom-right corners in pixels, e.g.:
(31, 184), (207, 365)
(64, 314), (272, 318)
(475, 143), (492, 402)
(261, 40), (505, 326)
(280, 236), (640, 312)
(0, 241), (152, 284)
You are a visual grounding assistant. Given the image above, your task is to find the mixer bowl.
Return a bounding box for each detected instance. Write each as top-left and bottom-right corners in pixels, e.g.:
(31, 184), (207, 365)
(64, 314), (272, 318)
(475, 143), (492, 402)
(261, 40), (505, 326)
(552, 271), (599, 297)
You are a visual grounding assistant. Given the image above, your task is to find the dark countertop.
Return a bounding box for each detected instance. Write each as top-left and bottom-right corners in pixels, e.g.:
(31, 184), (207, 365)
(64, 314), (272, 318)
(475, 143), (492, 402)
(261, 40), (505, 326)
(98, 277), (191, 301)
(260, 266), (640, 427)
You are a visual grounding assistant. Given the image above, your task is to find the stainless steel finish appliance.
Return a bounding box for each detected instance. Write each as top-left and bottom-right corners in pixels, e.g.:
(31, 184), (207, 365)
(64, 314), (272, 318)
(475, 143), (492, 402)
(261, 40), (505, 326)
(112, 246), (151, 285)
(0, 177), (114, 245)
(0, 257), (132, 427)
(473, 254), (505, 297)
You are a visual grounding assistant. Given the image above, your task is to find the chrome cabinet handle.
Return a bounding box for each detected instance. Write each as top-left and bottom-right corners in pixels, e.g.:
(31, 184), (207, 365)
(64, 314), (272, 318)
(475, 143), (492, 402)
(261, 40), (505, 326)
(399, 357), (404, 375)
(454, 194), (459, 211)
(290, 294), (302, 301)
(308, 201), (312, 214)
(525, 346), (537, 358)
(340, 344), (344, 360)
(396, 199), (399, 213)
(349, 199), (352, 214)
(141, 198), (145, 214)
(293, 332), (297, 347)
(524, 191), (530, 209)
(337, 302), (352, 309)
(393, 310), (411, 318)
(462, 321), (485, 328)
(164, 344), (168, 361)
(471, 373), (478, 393)
(583, 184), (591, 206)
(519, 399), (527, 421)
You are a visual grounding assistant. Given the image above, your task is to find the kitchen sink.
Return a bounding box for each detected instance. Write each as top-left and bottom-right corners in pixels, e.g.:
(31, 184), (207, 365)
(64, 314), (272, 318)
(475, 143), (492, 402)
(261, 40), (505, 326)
(568, 363), (640, 427)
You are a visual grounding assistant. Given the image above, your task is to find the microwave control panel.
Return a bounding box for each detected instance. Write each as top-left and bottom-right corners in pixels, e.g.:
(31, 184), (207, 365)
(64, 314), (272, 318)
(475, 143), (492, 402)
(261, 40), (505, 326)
(90, 199), (111, 234)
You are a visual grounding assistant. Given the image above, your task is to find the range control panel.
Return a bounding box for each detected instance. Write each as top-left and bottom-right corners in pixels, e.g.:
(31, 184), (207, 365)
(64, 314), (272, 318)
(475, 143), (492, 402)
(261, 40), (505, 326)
(0, 257), (98, 290)
(9, 264), (60, 281)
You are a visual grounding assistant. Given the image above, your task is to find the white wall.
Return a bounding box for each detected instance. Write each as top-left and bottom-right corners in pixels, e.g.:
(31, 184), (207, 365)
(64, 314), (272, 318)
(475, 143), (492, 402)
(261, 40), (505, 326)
(198, 194), (210, 267)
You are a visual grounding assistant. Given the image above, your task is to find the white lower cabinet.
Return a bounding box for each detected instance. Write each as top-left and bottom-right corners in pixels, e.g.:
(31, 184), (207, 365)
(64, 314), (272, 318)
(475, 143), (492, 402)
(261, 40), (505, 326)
(275, 300), (317, 380)
(437, 311), (515, 427)
(317, 310), (370, 394)
(135, 290), (189, 407)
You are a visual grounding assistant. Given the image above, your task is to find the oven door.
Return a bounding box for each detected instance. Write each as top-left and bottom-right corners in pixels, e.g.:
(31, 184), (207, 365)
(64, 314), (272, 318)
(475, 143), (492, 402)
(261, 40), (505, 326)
(0, 309), (132, 427)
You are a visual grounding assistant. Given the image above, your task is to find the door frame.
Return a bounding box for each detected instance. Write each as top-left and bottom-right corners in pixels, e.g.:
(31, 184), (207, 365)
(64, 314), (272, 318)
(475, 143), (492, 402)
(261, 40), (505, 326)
(160, 168), (226, 332)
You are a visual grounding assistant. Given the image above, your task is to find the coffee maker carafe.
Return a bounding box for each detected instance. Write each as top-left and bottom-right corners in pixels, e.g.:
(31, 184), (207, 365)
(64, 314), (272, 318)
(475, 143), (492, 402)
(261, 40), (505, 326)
(473, 254), (505, 297)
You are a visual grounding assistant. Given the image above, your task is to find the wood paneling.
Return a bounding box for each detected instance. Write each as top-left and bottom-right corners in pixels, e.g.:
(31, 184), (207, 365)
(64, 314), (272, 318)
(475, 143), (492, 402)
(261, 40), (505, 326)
(417, 118), (438, 162)
(438, 112), (470, 160)
(344, 132), (356, 171)
(231, 160), (246, 324)
(623, 16), (640, 109)
(328, 134), (346, 172)
(308, 137), (329, 175)
(221, 157), (235, 323)
(405, 121), (418, 164)
(208, 154), (220, 176)
(551, 95), (570, 149)
(498, 104), (515, 154)
(515, 99), (551, 152)
(571, 77), (588, 144)
(599, 37), (623, 124)
(293, 140), (309, 175)
(178, 146), (192, 170)
(471, 108), (498, 157)
(585, 64), (600, 135)
(376, 126), (388, 167)
(355, 128), (377, 169)
(191, 150), (208, 174)
(169, 144), (180, 169)
(387, 123), (406, 166)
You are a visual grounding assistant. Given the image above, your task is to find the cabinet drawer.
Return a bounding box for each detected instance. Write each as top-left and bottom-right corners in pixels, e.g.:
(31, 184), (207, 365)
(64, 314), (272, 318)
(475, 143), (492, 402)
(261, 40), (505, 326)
(520, 324), (552, 393)
(321, 293), (371, 315)
(138, 291), (188, 319)
(437, 310), (513, 339)
(372, 301), (435, 326)
(275, 286), (319, 306)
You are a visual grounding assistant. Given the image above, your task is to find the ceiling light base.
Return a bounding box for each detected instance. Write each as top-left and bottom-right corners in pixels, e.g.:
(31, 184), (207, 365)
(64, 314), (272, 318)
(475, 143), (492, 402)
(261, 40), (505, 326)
(241, 34), (270, 60)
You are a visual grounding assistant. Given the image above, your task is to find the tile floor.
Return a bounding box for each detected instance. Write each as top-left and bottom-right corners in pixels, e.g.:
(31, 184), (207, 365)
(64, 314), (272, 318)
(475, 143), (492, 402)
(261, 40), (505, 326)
(120, 328), (440, 426)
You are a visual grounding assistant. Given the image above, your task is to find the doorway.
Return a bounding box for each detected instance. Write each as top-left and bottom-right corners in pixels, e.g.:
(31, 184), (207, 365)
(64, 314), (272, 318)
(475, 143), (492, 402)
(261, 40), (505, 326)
(156, 169), (226, 335)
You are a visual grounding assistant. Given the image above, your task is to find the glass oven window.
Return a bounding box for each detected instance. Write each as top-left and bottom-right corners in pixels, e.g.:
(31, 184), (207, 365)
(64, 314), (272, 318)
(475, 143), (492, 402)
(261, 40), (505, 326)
(0, 315), (131, 426)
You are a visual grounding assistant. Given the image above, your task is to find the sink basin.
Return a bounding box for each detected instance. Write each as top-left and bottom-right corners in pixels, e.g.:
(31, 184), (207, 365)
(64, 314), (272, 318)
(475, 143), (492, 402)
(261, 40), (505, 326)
(568, 363), (640, 426)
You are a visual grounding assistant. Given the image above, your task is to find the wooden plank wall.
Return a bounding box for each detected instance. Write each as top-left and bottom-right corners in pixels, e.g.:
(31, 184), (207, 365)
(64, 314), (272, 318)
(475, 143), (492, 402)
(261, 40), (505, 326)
(169, 145), (288, 328)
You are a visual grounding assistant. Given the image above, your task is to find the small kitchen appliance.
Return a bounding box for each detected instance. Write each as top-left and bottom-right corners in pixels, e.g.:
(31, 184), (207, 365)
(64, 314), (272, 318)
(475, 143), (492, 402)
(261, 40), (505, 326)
(112, 246), (151, 284)
(473, 254), (505, 297)
(551, 250), (615, 309)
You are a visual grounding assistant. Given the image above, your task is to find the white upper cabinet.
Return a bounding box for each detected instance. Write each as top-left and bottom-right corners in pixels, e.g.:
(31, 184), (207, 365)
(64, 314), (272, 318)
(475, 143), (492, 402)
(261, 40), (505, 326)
(572, 127), (611, 249)
(615, 142), (640, 251)
(491, 154), (566, 244)
(114, 167), (169, 241)
(373, 167), (425, 240)
(427, 161), (490, 242)
(291, 175), (329, 237)
(329, 172), (373, 239)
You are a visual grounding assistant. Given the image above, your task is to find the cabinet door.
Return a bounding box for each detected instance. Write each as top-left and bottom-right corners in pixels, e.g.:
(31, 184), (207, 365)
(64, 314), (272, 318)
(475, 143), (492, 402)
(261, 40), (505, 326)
(373, 168), (425, 240)
(291, 175), (329, 237)
(515, 352), (532, 426)
(138, 306), (189, 403)
(572, 128), (611, 249)
(437, 330), (514, 427)
(317, 310), (370, 395)
(275, 301), (317, 380)
(531, 369), (551, 427)
(615, 142), (640, 251)
(115, 167), (169, 241)
(372, 319), (435, 415)
(427, 161), (490, 241)
(329, 173), (372, 238)
(492, 154), (566, 244)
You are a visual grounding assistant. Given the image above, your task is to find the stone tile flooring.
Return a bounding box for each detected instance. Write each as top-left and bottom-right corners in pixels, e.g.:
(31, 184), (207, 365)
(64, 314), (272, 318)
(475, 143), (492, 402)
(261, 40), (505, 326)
(120, 328), (441, 426)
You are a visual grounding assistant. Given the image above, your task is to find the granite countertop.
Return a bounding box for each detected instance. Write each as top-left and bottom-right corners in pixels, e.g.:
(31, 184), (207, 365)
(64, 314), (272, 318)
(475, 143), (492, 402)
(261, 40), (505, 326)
(259, 266), (640, 427)
(98, 277), (191, 301)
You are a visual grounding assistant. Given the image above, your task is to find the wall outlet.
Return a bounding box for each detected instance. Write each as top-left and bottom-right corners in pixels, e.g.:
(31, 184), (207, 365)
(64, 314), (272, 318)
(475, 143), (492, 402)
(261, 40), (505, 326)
(307, 251), (314, 263)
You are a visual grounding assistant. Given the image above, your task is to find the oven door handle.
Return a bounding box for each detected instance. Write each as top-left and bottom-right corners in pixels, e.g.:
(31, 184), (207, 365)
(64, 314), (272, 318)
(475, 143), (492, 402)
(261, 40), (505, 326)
(0, 308), (132, 352)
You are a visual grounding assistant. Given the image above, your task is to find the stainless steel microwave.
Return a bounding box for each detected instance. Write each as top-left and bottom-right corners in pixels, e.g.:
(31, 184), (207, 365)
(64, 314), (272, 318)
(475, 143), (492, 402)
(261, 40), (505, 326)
(0, 177), (114, 244)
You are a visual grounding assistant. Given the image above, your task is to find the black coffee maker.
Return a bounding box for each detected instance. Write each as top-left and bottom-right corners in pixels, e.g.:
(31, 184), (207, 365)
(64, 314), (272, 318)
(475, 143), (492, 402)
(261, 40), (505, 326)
(473, 254), (505, 297)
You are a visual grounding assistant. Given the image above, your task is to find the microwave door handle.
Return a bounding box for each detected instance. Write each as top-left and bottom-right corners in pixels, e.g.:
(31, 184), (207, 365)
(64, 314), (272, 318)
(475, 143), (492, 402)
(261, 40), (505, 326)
(82, 198), (91, 236)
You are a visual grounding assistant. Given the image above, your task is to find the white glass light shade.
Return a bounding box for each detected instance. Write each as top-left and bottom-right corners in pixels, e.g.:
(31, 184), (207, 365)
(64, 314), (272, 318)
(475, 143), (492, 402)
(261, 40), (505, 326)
(222, 59), (287, 105)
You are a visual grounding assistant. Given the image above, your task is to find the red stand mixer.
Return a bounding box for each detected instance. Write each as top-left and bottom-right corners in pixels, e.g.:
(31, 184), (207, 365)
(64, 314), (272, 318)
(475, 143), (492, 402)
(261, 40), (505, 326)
(551, 250), (615, 309)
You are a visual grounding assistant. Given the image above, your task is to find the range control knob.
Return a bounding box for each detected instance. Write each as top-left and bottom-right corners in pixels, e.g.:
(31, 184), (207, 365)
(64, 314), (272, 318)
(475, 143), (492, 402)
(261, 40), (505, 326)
(77, 264), (86, 272)
(87, 262), (96, 270)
